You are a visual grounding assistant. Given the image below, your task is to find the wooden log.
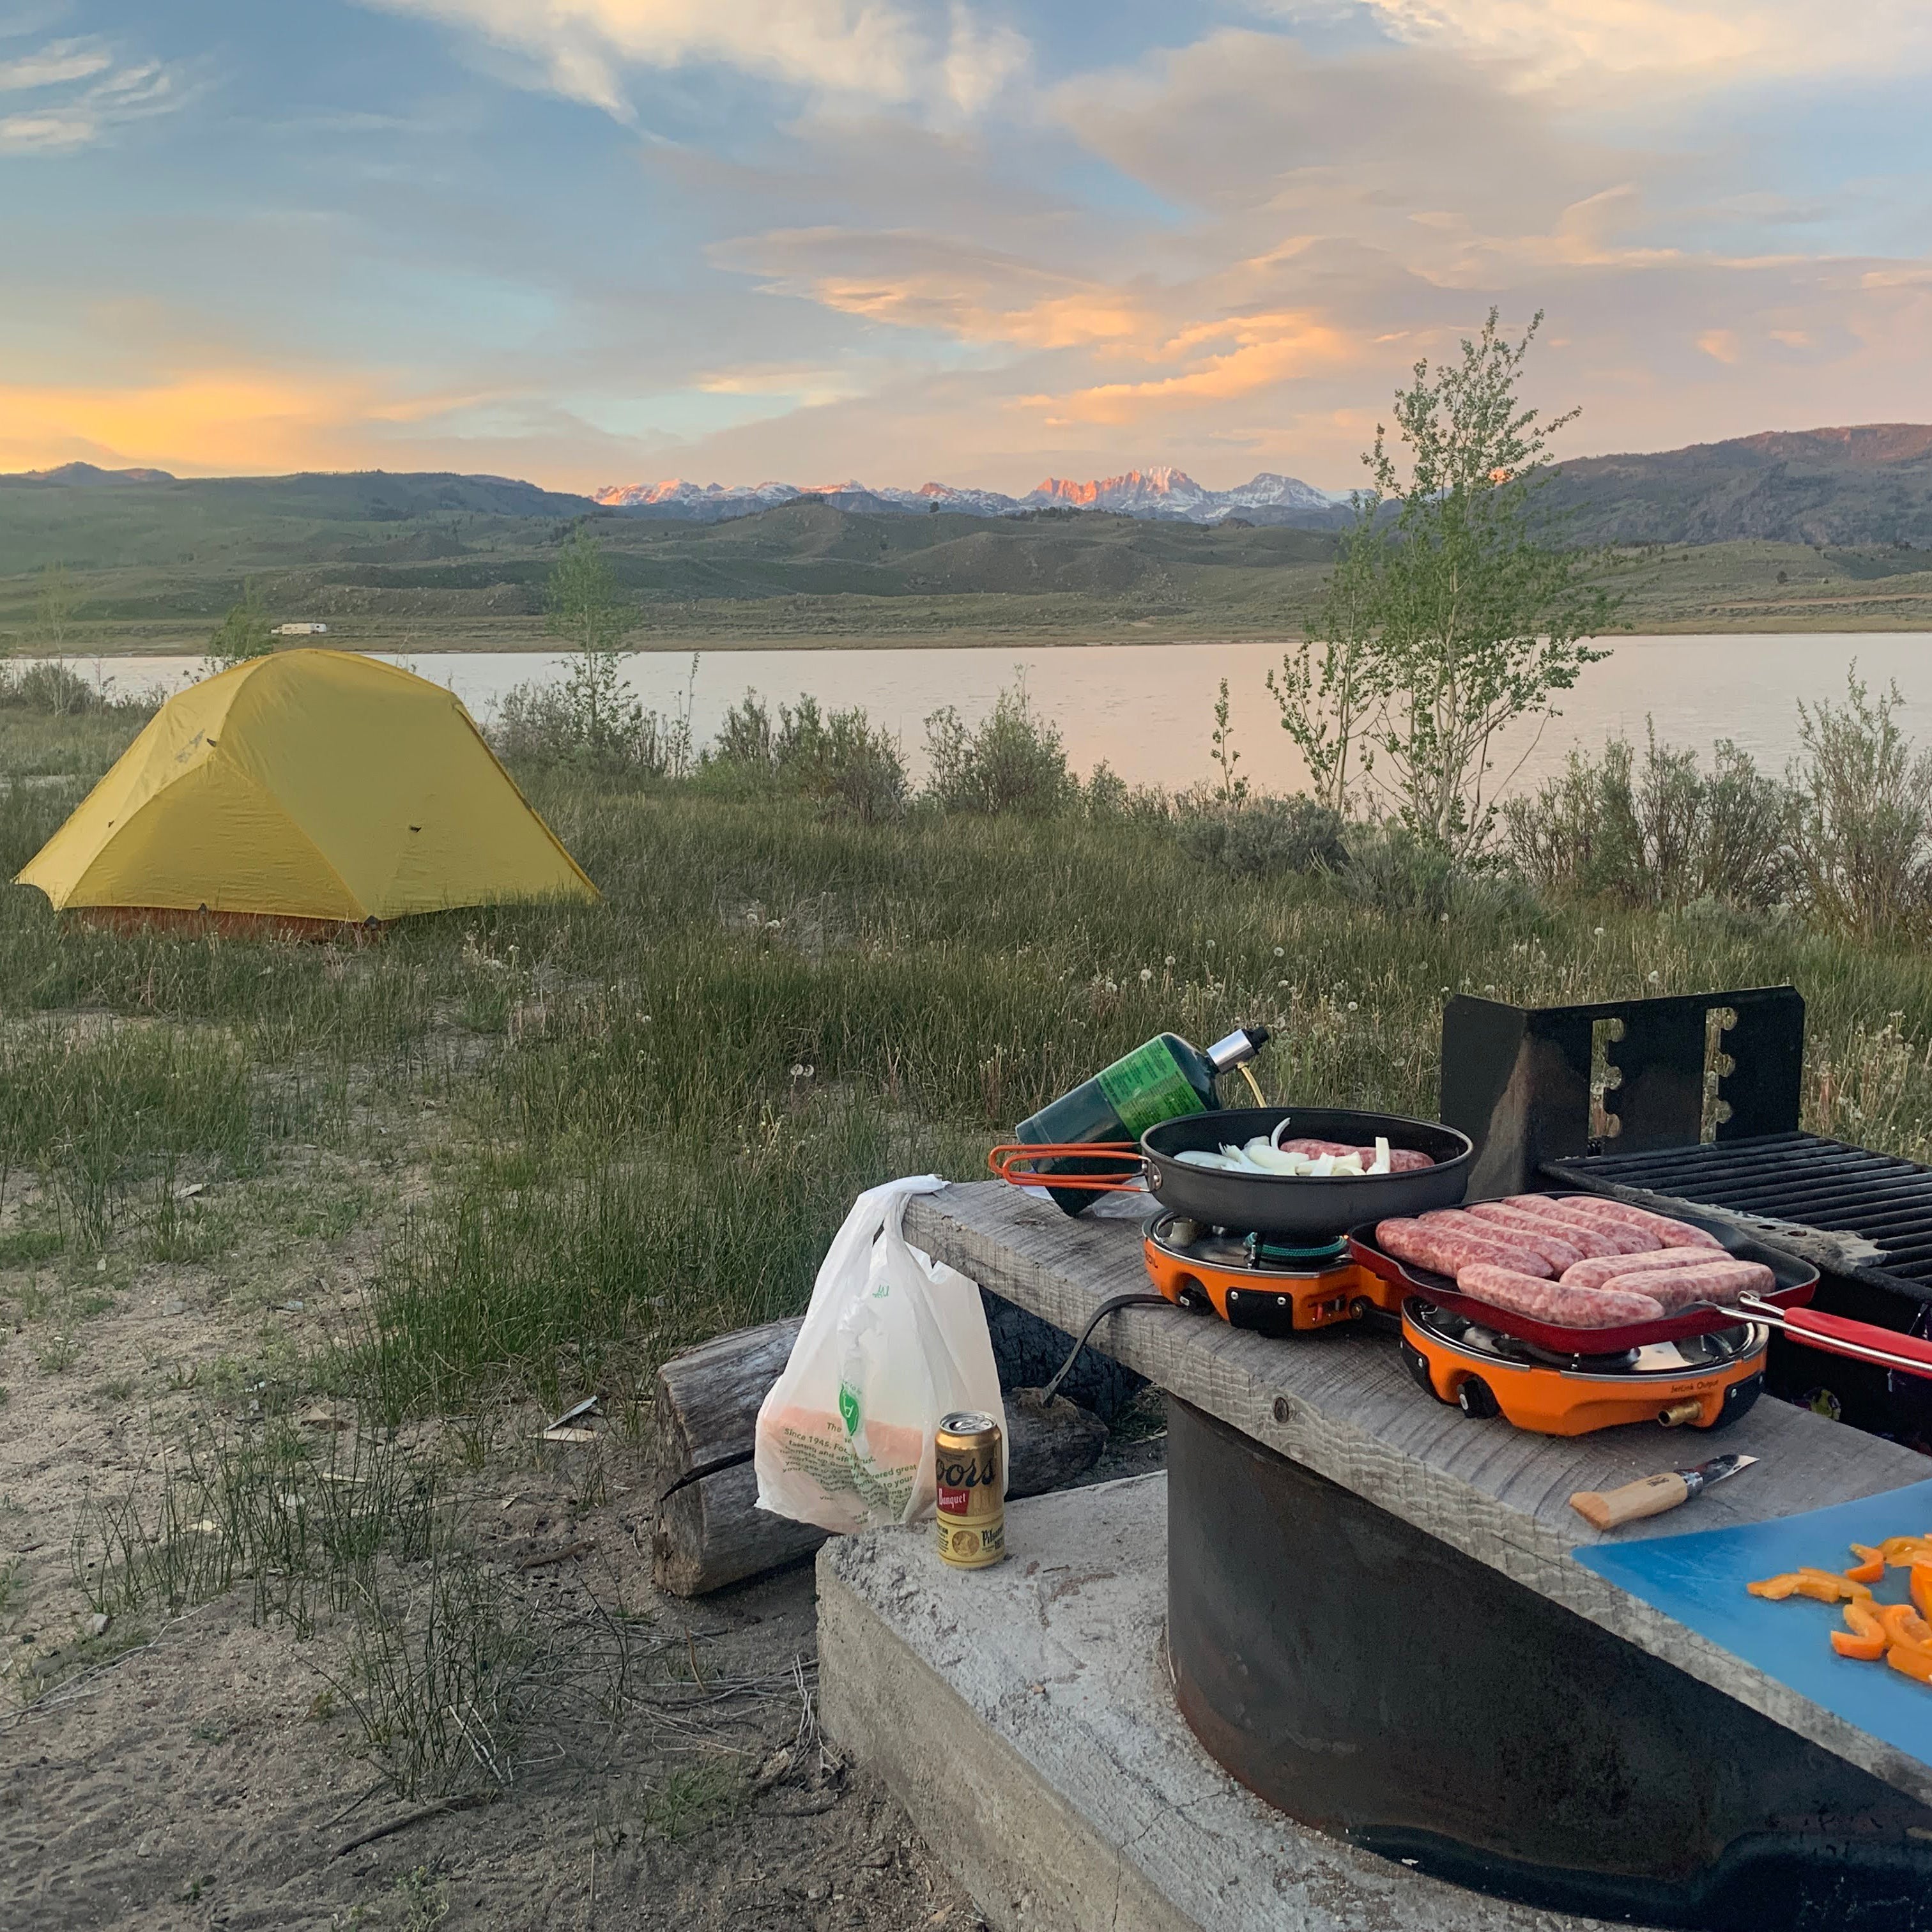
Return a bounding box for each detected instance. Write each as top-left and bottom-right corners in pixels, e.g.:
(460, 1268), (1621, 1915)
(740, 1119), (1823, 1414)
(652, 1315), (804, 1483)
(654, 1459), (827, 1598)
(1006, 1389), (1110, 1499)
(650, 1315), (1111, 1597)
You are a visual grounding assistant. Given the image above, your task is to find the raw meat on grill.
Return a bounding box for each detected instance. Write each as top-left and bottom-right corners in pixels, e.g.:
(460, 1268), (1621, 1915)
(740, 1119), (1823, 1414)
(1559, 1197), (1723, 1250)
(1374, 1218), (1554, 1282)
(1276, 1137), (1435, 1173)
(1598, 1257), (1774, 1312)
(1457, 1264), (1667, 1328)
(1560, 1248), (1731, 1293)
(1496, 1197), (1652, 1255)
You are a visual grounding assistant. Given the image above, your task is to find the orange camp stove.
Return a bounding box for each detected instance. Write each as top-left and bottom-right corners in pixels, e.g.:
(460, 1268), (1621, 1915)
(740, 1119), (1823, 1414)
(1143, 1211), (1403, 1335)
(1398, 1298), (1769, 1436)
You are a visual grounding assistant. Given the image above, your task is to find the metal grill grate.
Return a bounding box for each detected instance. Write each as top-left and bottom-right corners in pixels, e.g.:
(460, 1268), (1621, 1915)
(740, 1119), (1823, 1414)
(1547, 1131), (1932, 1299)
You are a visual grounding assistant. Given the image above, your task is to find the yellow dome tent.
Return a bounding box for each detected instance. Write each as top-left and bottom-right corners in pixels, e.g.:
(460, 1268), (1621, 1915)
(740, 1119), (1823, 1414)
(17, 650), (598, 930)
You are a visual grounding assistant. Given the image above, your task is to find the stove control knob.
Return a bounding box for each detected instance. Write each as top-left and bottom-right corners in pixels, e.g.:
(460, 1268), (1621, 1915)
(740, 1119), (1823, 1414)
(1455, 1376), (1501, 1420)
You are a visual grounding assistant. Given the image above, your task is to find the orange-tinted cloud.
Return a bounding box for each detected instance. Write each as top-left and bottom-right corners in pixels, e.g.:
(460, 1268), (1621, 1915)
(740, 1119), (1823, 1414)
(714, 227), (1146, 348)
(0, 367), (491, 475)
(1021, 312), (1356, 425)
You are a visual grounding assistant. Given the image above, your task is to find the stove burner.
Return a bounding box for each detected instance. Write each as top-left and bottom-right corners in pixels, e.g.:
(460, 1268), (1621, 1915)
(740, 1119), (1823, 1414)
(1401, 1298), (1770, 1434)
(1144, 1213), (1400, 1334)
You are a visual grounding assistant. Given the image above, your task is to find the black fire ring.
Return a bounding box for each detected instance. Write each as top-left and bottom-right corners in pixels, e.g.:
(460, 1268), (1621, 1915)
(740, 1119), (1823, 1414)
(1165, 1396), (1932, 1931)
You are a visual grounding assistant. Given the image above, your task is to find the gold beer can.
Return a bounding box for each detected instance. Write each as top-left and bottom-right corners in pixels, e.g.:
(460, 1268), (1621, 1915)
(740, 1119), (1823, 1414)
(934, 1410), (1005, 1568)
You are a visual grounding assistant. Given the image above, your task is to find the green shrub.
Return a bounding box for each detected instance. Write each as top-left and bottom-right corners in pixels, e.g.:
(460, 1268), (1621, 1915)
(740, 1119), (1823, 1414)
(0, 660), (147, 717)
(1340, 822), (1535, 923)
(924, 677), (1073, 816)
(1503, 726), (1791, 909)
(493, 677), (689, 776)
(1178, 795), (1348, 878)
(707, 691), (907, 821)
(1790, 669), (1932, 937)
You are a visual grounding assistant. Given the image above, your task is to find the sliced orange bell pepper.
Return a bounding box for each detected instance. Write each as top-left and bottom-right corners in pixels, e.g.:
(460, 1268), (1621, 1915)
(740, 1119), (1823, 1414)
(1795, 1568), (1874, 1603)
(1912, 1563), (1932, 1624)
(1886, 1642), (1932, 1687)
(1876, 1602), (1932, 1650)
(1831, 1598), (1889, 1662)
(1879, 1536), (1932, 1567)
(1748, 1567), (1874, 1603)
(1843, 1544), (1885, 1586)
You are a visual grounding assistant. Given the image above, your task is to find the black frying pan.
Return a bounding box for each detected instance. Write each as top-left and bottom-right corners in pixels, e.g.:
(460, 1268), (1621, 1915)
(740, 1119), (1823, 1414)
(1142, 1106), (1472, 1240)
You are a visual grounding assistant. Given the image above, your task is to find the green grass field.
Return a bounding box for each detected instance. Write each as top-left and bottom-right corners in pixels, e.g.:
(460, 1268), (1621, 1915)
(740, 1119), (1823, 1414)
(8, 705), (1932, 1417)
(9, 691), (1932, 1774)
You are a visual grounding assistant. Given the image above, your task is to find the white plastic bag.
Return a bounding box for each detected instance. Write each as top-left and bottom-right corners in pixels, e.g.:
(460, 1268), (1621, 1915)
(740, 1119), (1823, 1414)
(754, 1176), (1005, 1534)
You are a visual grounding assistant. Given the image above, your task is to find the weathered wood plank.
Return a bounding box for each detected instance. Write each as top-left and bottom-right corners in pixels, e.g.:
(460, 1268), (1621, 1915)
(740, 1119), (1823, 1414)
(905, 1181), (1932, 1807)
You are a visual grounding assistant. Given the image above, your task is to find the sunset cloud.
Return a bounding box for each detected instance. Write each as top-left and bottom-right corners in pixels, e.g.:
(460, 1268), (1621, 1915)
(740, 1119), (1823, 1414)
(363, 0), (1027, 120)
(0, 365), (496, 477)
(712, 227), (1145, 349)
(1024, 313), (1356, 425)
(2, 4), (1931, 491)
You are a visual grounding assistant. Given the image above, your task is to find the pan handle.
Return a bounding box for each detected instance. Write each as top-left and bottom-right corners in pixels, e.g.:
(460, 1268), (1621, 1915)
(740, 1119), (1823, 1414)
(986, 1142), (1146, 1193)
(1738, 1295), (1932, 1382)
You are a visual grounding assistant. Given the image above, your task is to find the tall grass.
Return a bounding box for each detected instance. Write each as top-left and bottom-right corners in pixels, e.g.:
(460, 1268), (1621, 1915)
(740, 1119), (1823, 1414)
(11, 679), (1932, 1423)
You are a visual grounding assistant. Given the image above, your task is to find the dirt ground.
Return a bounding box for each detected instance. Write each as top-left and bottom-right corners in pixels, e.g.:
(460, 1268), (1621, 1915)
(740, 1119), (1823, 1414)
(0, 1157), (1162, 1931)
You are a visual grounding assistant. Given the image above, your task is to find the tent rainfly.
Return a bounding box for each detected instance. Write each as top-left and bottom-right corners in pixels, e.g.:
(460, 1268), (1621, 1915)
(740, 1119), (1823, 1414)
(16, 650), (598, 926)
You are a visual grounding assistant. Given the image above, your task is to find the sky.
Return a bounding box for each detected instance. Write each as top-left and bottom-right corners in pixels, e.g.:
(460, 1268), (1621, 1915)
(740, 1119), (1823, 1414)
(3, 0), (1931, 494)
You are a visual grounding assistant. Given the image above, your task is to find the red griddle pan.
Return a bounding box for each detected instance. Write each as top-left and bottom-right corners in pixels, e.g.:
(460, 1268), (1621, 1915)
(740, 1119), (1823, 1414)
(1351, 1196), (1932, 1380)
(1346, 1197), (1818, 1356)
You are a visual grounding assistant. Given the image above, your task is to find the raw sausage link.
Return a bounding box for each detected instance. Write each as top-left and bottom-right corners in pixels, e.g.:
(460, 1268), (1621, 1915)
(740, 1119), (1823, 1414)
(1478, 1200), (1626, 1259)
(1375, 1218), (1554, 1282)
(1460, 1205), (1599, 1267)
(1439, 1205), (1583, 1274)
(1561, 1248), (1733, 1292)
(1414, 1209), (1567, 1276)
(1278, 1137), (1434, 1173)
(1457, 1263), (1666, 1328)
(1600, 1257), (1774, 1311)
(1560, 1197), (1722, 1250)
(1500, 1197), (1655, 1254)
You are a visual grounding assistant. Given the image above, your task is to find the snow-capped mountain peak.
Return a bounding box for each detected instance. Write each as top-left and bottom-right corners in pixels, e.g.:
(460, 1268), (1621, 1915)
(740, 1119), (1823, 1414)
(591, 466), (1345, 525)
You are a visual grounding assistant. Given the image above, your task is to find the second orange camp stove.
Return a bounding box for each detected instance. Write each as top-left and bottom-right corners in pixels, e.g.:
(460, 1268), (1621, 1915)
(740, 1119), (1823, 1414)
(1142, 1211), (1403, 1335)
(1398, 1298), (1769, 1435)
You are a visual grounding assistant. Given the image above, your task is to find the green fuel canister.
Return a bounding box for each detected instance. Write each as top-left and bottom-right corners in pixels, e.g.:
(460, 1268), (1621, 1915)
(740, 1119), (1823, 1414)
(1015, 1027), (1270, 1216)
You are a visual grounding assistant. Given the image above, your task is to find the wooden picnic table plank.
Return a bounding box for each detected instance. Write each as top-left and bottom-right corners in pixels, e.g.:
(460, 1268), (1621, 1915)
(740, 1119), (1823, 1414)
(907, 1179), (1932, 1807)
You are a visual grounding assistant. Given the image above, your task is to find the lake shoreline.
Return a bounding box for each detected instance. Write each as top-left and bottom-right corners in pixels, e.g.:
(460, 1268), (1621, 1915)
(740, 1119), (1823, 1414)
(29, 632), (1932, 801)
(35, 613), (1932, 659)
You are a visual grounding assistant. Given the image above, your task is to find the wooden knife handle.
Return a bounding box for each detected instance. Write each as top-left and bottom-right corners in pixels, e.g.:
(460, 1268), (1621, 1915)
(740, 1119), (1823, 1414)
(1570, 1472), (1691, 1531)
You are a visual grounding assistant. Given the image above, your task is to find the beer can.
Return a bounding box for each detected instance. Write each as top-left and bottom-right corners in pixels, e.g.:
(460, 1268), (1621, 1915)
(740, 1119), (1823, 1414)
(934, 1410), (1005, 1568)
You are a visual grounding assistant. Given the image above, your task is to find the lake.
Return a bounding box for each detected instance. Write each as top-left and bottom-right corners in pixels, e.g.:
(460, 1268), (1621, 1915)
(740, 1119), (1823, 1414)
(39, 634), (1932, 797)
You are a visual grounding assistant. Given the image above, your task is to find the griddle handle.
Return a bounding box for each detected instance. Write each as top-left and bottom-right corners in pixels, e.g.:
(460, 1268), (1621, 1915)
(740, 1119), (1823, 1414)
(1779, 1306), (1932, 1381)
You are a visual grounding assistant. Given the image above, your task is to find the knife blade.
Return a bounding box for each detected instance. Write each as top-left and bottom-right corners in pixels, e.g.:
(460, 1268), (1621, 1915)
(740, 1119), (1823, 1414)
(1569, 1453), (1759, 1531)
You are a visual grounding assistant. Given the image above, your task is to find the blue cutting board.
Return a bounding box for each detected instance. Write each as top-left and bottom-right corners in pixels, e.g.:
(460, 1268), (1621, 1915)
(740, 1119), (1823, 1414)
(1575, 1478), (1932, 1769)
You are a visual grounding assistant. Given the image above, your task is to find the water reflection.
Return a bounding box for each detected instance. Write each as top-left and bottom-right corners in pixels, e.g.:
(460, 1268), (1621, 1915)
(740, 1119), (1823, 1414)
(34, 634), (1932, 797)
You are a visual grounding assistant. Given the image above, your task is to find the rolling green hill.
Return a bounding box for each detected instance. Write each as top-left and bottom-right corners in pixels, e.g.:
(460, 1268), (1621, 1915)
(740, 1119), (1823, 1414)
(4, 447), (1932, 654)
(1542, 425), (1932, 548)
(0, 482), (1342, 648)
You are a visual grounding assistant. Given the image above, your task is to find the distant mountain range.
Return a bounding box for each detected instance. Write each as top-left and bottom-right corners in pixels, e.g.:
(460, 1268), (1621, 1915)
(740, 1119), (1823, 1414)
(1540, 425), (1932, 548)
(592, 466), (1349, 527)
(7, 425), (1932, 548)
